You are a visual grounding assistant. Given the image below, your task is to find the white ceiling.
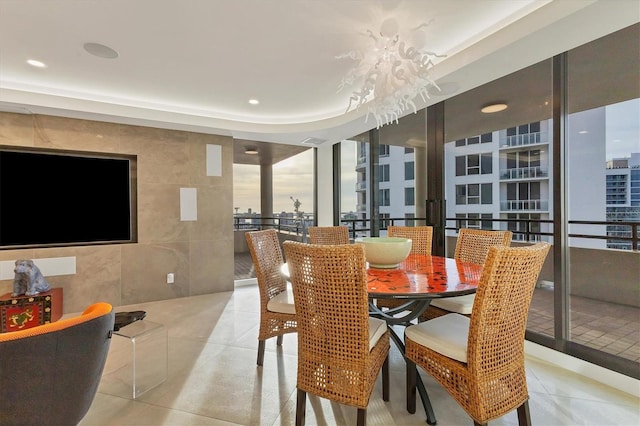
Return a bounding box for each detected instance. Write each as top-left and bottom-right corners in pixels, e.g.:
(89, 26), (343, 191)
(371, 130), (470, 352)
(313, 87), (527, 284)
(0, 0), (638, 147)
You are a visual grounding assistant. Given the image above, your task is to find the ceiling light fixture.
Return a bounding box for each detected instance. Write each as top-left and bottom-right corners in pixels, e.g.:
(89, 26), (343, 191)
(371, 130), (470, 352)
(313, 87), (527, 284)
(337, 18), (445, 128)
(27, 59), (46, 68)
(244, 148), (258, 155)
(481, 103), (508, 113)
(248, 99), (259, 105)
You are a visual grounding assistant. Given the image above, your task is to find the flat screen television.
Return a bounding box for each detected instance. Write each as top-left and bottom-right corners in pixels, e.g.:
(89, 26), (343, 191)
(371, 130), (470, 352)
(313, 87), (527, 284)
(0, 147), (137, 248)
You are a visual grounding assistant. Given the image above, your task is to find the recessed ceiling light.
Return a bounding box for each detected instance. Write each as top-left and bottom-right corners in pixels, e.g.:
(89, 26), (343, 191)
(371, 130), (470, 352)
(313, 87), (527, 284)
(481, 103), (508, 113)
(579, 130), (588, 134)
(83, 42), (119, 59)
(245, 148), (258, 155)
(27, 59), (46, 68)
(248, 99), (259, 105)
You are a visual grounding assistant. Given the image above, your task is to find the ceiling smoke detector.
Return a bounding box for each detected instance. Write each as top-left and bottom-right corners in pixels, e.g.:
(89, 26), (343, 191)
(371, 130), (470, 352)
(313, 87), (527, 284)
(84, 42), (119, 59)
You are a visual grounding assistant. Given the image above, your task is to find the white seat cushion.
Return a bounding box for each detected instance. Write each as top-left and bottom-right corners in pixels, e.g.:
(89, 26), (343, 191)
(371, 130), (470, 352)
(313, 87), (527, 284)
(430, 294), (476, 315)
(369, 317), (387, 351)
(405, 313), (470, 363)
(267, 288), (296, 314)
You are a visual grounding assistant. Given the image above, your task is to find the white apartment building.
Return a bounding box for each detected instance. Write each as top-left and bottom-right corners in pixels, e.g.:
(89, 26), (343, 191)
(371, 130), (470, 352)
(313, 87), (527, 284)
(353, 107), (636, 249)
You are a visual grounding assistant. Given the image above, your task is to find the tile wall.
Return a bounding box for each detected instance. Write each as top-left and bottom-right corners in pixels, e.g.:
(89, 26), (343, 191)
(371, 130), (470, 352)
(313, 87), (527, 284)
(0, 112), (234, 313)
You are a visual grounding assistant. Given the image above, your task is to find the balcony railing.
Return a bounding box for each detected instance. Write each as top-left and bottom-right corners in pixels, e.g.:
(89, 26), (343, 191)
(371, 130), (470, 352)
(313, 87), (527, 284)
(501, 132), (543, 148)
(500, 199), (549, 211)
(501, 166), (548, 180)
(234, 215), (639, 251)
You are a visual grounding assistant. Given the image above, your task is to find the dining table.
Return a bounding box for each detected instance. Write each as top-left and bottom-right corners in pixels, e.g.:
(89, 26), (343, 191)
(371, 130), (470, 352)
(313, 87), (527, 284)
(367, 254), (483, 425)
(281, 253), (483, 425)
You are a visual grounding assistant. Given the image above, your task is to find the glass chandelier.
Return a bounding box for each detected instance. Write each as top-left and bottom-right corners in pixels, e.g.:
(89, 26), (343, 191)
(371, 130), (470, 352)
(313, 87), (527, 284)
(338, 18), (445, 128)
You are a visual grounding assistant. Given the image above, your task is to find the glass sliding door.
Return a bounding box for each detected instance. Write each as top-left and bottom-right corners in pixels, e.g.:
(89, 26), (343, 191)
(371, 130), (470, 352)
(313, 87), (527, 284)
(566, 23), (640, 367)
(442, 58), (555, 332)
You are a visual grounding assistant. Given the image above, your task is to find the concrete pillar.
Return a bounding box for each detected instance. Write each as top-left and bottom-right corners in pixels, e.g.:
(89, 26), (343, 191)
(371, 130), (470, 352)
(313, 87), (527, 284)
(260, 164), (273, 227)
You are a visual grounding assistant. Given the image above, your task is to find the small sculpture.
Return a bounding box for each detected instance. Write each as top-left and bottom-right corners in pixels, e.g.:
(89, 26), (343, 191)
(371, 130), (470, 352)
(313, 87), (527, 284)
(12, 259), (51, 297)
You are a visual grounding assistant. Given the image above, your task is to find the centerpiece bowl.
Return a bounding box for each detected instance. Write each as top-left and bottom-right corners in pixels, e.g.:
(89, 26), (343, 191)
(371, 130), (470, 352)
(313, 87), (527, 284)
(355, 236), (412, 269)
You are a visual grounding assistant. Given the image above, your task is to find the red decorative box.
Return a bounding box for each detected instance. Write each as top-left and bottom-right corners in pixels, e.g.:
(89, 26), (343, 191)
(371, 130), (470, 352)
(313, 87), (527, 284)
(0, 288), (63, 333)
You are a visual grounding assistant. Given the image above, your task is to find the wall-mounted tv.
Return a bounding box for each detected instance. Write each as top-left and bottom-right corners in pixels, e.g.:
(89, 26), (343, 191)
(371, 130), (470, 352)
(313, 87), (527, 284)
(0, 147), (137, 249)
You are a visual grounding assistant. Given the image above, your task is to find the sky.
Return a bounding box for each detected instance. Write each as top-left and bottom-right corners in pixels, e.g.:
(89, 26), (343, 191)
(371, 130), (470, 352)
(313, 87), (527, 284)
(605, 98), (640, 160)
(233, 143), (357, 215)
(232, 149), (315, 215)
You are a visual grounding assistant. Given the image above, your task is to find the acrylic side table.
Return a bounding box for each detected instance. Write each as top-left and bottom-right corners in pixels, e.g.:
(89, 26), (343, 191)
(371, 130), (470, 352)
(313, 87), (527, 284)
(101, 320), (168, 399)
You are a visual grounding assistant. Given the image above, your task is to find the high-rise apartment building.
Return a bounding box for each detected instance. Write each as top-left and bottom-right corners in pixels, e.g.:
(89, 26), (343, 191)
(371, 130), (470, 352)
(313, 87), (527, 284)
(353, 113), (637, 249)
(606, 153), (640, 249)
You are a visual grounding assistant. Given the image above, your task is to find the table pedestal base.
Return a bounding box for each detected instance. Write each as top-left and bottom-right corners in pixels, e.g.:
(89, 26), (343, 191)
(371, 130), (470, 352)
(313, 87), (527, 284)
(370, 299), (437, 425)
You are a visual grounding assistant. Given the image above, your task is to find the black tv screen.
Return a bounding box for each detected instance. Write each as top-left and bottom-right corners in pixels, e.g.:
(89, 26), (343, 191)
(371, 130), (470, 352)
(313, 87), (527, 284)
(0, 148), (136, 248)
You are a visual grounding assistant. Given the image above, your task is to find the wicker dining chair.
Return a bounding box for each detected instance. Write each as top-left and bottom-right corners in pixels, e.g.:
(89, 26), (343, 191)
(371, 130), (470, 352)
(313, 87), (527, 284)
(388, 225), (433, 255)
(245, 229), (297, 366)
(283, 241), (390, 426)
(405, 242), (551, 426)
(376, 226), (433, 311)
(308, 225), (350, 245)
(422, 228), (512, 321)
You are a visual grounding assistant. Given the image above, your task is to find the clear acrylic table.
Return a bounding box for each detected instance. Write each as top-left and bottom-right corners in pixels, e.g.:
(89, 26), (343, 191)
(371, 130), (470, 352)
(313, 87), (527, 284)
(103, 320), (168, 399)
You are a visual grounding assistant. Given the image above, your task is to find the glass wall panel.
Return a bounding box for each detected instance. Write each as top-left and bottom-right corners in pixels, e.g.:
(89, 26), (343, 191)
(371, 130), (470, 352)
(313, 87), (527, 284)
(342, 132), (371, 237)
(233, 164), (260, 218)
(272, 149), (315, 228)
(378, 111), (427, 232)
(339, 139), (359, 238)
(566, 23), (639, 363)
(442, 58), (554, 336)
(341, 113), (427, 237)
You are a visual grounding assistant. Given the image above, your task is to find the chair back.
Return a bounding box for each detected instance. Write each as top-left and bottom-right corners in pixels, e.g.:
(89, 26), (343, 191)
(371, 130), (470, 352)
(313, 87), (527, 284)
(0, 302), (114, 425)
(454, 228), (512, 264)
(283, 241), (385, 408)
(388, 225), (433, 255)
(467, 242), (550, 419)
(308, 226), (350, 245)
(246, 229), (288, 307)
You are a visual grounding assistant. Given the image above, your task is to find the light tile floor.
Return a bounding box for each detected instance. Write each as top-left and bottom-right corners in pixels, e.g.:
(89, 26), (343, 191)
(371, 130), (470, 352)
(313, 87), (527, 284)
(80, 285), (640, 426)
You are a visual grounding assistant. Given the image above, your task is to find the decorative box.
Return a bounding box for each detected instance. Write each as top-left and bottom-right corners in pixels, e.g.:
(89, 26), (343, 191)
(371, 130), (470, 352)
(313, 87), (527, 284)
(0, 287), (63, 333)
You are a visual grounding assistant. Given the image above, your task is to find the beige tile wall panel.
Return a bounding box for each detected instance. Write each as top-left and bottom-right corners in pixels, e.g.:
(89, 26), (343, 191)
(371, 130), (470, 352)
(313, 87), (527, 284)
(34, 115), (122, 152)
(0, 113), (34, 146)
(0, 112), (234, 313)
(189, 239), (234, 296)
(121, 242), (190, 305)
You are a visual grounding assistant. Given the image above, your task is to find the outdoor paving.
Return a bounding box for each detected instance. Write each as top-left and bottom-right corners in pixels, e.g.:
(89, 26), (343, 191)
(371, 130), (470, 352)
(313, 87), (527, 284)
(234, 252), (640, 363)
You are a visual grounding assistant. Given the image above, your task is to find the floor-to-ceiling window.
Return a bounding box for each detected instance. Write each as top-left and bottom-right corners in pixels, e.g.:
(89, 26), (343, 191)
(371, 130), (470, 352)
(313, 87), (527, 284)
(338, 112), (427, 238)
(338, 23), (638, 378)
(442, 57), (556, 337)
(564, 23), (639, 369)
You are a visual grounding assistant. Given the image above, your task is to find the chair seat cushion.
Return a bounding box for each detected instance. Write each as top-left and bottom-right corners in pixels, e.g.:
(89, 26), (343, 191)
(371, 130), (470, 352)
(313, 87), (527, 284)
(405, 313), (469, 363)
(430, 294), (476, 314)
(267, 288), (296, 314)
(369, 317), (387, 351)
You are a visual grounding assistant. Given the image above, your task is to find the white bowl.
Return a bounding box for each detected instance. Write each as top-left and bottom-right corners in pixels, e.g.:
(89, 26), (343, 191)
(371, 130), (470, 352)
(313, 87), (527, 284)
(355, 236), (412, 268)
